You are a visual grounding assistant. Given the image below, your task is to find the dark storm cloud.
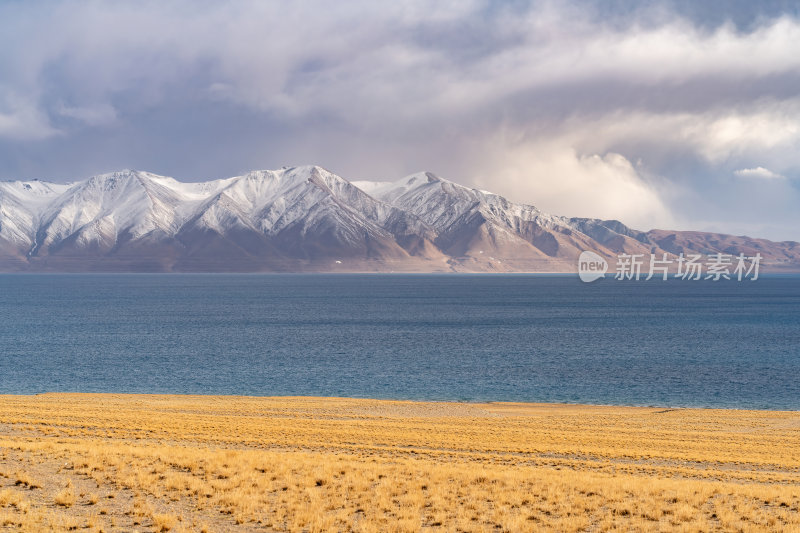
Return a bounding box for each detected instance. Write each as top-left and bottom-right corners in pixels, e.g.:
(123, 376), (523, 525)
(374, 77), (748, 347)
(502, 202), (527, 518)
(0, 0), (799, 238)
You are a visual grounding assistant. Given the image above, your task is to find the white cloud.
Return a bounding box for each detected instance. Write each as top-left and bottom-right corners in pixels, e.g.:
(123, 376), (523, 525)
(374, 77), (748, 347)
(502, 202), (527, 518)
(467, 135), (673, 229)
(550, 102), (800, 168)
(683, 106), (800, 164)
(4, 2), (800, 126)
(734, 166), (786, 180)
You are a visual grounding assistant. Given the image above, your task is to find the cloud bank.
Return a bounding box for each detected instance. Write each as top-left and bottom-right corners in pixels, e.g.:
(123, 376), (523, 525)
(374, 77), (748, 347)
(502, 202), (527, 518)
(0, 0), (799, 238)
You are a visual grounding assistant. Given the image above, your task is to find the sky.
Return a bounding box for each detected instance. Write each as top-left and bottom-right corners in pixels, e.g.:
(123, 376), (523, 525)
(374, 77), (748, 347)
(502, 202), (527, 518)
(1, 0), (799, 240)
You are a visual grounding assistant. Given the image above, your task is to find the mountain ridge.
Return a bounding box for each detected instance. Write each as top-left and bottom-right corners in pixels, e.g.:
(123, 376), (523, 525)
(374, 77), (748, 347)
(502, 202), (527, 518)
(1, 165), (798, 273)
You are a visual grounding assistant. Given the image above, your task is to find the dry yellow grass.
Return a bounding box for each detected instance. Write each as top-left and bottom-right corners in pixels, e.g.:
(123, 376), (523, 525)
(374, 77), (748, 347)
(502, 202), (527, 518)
(0, 394), (798, 532)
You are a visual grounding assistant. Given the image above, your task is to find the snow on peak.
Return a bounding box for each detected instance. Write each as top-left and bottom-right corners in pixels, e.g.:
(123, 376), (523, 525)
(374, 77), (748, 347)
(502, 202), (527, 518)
(0, 180), (72, 246)
(0, 166), (573, 260)
(354, 170), (552, 233)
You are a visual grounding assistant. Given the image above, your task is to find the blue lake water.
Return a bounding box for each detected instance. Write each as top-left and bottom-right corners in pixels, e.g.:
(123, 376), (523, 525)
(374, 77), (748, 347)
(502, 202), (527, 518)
(0, 274), (798, 410)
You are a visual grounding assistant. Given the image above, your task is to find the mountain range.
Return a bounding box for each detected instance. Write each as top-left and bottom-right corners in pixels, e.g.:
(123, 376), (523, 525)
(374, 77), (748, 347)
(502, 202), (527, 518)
(0, 165), (798, 272)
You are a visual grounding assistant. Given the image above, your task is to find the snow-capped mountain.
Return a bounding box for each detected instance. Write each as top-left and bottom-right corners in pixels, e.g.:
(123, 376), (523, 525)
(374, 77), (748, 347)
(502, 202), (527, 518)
(0, 165), (797, 272)
(0, 180), (71, 249)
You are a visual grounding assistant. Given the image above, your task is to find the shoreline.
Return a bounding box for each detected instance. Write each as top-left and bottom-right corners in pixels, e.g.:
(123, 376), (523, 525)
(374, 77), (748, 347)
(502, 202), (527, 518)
(5, 392), (799, 413)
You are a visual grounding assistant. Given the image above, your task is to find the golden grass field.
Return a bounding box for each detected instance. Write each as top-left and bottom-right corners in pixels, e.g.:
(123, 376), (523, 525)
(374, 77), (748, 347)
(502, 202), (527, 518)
(0, 394), (798, 532)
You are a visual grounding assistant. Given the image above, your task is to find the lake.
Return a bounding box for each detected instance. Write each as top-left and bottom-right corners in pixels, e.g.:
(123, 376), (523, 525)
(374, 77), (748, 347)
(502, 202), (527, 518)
(0, 274), (798, 409)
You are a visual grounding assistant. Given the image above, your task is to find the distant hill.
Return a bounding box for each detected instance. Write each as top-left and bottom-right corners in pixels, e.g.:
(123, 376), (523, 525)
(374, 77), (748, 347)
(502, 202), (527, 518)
(0, 166), (797, 272)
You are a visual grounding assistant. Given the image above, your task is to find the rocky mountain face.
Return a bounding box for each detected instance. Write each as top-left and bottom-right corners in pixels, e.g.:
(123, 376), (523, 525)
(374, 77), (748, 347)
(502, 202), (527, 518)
(0, 166), (798, 272)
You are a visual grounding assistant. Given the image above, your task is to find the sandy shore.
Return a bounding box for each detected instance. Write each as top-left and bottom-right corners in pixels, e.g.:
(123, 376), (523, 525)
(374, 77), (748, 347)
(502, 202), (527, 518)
(0, 394), (798, 532)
